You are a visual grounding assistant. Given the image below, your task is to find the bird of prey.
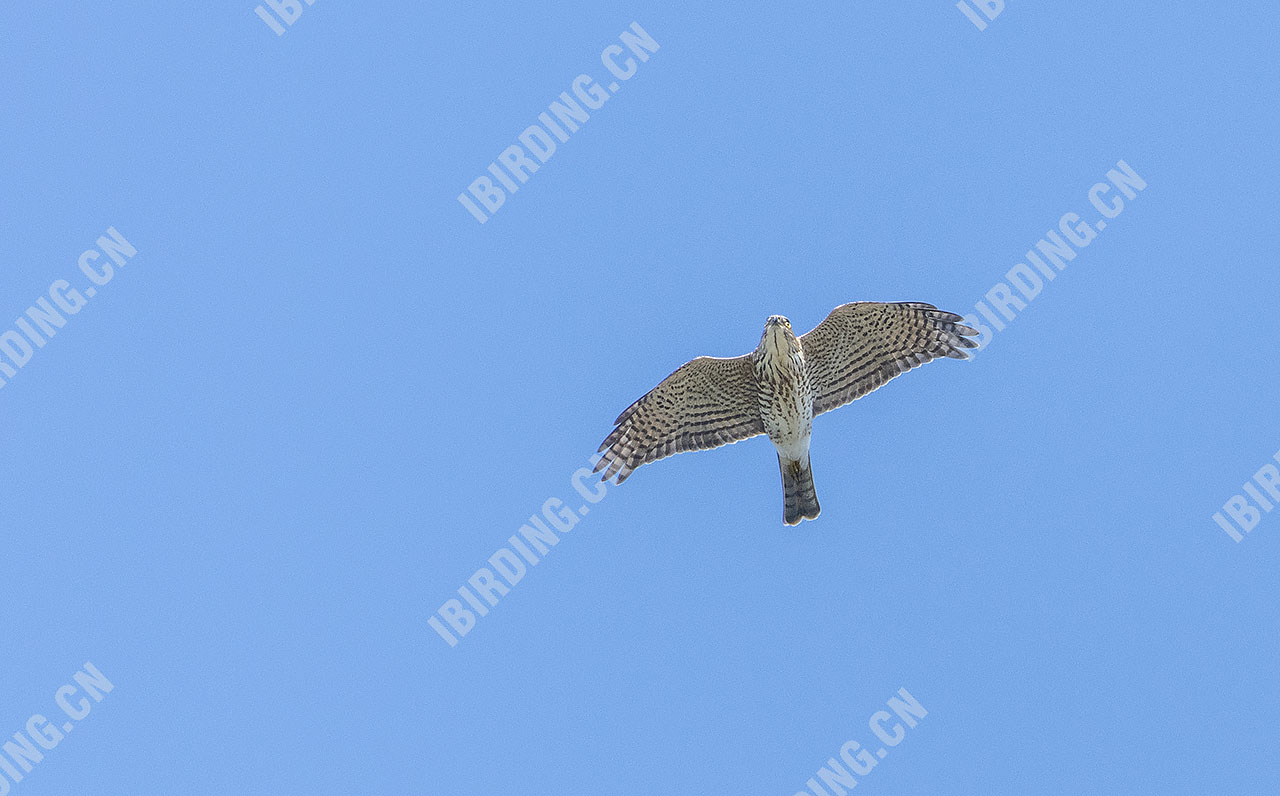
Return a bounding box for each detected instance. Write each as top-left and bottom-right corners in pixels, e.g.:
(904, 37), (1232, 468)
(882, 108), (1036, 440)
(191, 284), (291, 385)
(594, 302), (978, 524)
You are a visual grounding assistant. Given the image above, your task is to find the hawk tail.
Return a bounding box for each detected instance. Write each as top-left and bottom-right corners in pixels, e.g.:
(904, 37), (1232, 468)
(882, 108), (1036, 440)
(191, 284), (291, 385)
(780, 454), (821, 526)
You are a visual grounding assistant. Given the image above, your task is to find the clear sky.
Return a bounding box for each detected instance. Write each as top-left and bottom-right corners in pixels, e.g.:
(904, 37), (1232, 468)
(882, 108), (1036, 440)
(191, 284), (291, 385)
(2, 2), (1278, 794)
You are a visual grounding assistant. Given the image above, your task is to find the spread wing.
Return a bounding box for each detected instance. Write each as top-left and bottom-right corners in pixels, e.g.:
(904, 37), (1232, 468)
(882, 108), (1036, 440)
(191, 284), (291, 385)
(595, 355), (765, 484)
(799, 301), (978, 416)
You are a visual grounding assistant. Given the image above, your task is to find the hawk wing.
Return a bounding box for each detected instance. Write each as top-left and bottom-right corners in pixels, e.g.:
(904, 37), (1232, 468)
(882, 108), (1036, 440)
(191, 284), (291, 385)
(799, 302), (978, 416)
(595, 355), (765, 484)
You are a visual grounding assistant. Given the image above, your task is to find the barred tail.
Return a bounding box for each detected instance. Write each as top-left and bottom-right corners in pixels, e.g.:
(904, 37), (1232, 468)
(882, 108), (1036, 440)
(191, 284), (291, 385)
(779, 454), (821, 525)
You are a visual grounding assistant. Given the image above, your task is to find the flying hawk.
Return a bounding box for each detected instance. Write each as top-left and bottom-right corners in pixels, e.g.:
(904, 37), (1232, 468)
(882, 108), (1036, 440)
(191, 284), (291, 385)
(594, 302), (978, 524)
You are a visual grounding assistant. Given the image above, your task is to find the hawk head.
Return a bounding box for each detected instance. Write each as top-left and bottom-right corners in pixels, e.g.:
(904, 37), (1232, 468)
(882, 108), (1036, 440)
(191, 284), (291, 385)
(760, 315), (801, 356)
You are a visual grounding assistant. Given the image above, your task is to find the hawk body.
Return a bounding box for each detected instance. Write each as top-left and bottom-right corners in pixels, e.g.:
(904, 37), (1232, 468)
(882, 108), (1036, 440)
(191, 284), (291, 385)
(595, 302), (978, 524)
(753, 316), (813, 464)
(753, 317), (821, 524)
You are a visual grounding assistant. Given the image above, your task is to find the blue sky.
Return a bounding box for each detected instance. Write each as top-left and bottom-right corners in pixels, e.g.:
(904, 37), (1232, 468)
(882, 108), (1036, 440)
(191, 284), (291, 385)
(2, 2), (1278, 794)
